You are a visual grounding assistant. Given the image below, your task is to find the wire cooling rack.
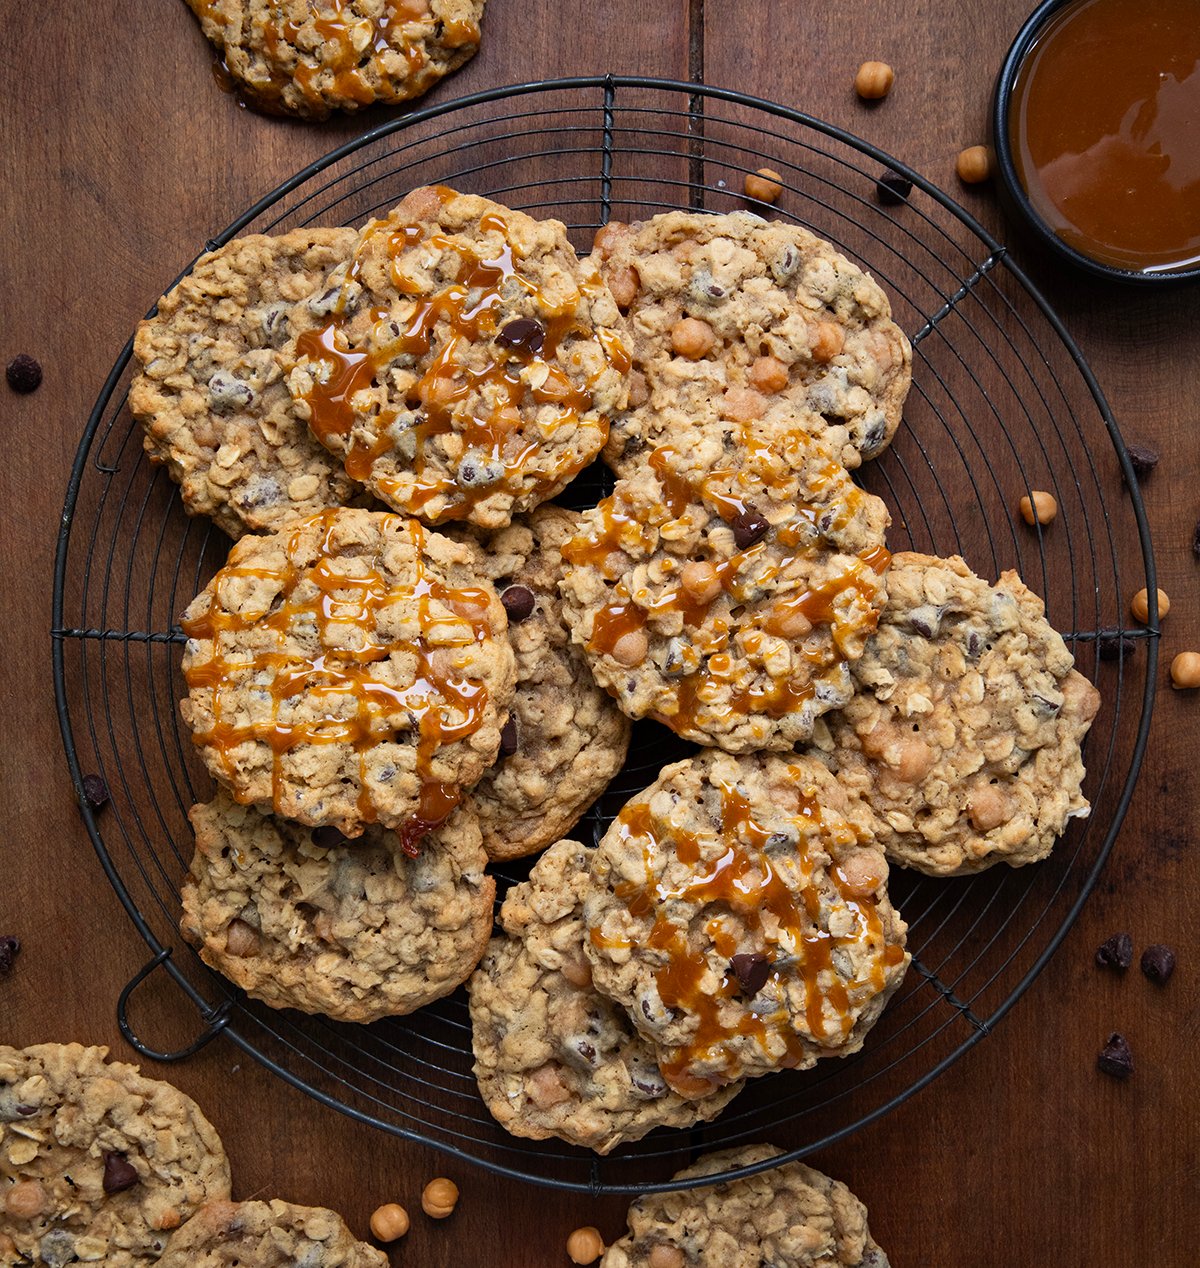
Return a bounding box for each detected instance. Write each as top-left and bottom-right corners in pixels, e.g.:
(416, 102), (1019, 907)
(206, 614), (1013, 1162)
(53, 77), (1158, 1195)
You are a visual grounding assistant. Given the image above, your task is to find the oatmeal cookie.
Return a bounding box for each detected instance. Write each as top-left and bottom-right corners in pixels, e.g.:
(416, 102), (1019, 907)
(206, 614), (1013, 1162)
(181, 791), (493, 1021)
(591, 210), (911, 476)
(132, 229), (362, 540)
(584, 752), (909, 1097)
(456, 505), (631, 860)
(158, 1199), (386, 1267)
(601, 1144), (889, 1268)
(0, 1043), (230, 1268)
(285, 185), (629, 529)
(818, 552), (1101, 876)
(559, 415), (891, 751)
(186, 0), (486, 120)
(469, 840), (741, 1153)
(179, 508), (516, 846)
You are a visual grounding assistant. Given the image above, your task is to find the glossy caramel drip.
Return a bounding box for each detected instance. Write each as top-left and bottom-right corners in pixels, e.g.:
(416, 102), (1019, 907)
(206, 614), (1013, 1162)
(182, 510), (496, 852)
(599, 771), (896, 1091)
(296, 203), (623, 520)
(565, 451), (888, 730)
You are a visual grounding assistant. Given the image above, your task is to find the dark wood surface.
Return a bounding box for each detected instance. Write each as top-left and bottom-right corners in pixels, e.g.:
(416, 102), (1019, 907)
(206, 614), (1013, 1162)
(3, 2), (1198, 1264)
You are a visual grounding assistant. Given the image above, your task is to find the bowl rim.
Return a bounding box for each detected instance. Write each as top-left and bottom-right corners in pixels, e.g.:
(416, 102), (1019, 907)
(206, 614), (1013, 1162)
(991, 0), (1200, 286)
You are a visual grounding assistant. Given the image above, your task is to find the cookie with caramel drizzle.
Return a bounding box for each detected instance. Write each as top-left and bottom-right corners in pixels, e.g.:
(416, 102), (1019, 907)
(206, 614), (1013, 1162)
(186, 0), (486, 120)
(286, 185), (629, 528)
(131, 228), (362, 540)
(469, 839), (741, 1154)
(180, 507), (516, 847)
(559, 410), (891, 752)
(583, 752), (909, 1097)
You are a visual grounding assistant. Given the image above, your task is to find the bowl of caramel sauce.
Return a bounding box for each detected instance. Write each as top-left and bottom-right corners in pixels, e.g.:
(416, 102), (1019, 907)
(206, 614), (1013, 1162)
(993, 0), (1200, 283)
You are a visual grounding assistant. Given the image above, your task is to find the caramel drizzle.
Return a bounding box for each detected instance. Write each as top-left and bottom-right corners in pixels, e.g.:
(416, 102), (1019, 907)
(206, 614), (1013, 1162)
(596, 772), (902, 1094)
(295, 199), (624, 521)
(195, 1), (478, 112)
(181, 510), (494, 854)
(562, 443), (890, 730)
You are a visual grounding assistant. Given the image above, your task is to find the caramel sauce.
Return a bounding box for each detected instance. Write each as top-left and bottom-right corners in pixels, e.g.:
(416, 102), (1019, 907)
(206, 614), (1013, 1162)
(598, 771), (896, 1092)
(1011, 0), (1200, 274)
(296, 201), (622, 521)
(182, 510), (496, 852)
(565, 451), (888, 732)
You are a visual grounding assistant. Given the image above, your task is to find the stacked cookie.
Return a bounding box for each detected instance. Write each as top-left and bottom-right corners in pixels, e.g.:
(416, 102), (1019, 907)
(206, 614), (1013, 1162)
(0, 1042), (384, 1267)
(132, 190), (1099, 1161)
(132, 188), (633, 1025)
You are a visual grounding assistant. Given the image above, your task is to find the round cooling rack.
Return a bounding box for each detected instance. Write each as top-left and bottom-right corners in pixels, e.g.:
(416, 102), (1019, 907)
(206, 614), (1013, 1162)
(53, 76), (1158, 1195)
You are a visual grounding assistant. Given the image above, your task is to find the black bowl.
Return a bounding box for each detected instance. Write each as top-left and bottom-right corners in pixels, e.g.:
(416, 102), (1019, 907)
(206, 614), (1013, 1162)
(992, 0), (1200, 287)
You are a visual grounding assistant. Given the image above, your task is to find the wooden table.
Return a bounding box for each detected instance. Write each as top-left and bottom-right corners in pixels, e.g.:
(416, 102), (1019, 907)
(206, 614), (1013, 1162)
(4, 3), (1198, 1263)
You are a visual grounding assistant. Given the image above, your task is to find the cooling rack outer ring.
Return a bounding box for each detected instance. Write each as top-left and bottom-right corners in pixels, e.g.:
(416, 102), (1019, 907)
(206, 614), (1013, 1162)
(52, 75), (1158, 1195)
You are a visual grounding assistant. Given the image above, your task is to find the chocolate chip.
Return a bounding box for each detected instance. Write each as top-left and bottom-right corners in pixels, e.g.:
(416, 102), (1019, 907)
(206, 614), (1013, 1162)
(1140, 943), (1176, 985)
(729, 952), (771, 996)
(495, 317), (545, 354)
(311, 826), (347, 848)
(1097, 1032), (1134, 1079)
(1097, 632), (1135, 662)
(732, 506), (770, 550)
(875, 168), (913, 206)
(1193, 518), (1200, 560)
(499, 717), (518, 756)
(6, 353), (42, 393)
(0, 935), (19, 976)
(81, 774), (109, 811)
(1125, 442), (1159, 479)
(102, 1151), (139, 1194)
(1095, 932), (1133, 971)
(501, 584), (535, 623)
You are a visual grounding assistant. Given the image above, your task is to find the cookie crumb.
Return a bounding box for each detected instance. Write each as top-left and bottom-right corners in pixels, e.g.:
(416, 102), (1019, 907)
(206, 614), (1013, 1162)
(1140, 943), (1176, 985)
(1095, 931), (1133, 971)
(1097, 1032), (1134, 1079)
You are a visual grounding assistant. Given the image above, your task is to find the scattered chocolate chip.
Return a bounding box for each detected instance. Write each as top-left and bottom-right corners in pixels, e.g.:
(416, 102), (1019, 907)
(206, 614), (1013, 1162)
(1140, 943), (1176, 985)
(1095, 931), (1133, 971)
(311, 826), (347, 849)
(1097, 1032), (1134, 1079)
(1125, 442), (1159, 479)
(732, 507), (770, 550)
(729, 952), (771, 996)
(1097, 632), (1135, 661)
(495, 317), (545, 354)
(1192, 519), (1200, 560)
(81, 773), (109, 811)
(0, 935), (20, 976)
(499, 717), (518, 756)
(102, 1151), (139, 1194)
(501, 584), (535, 623)
(875, 168), (913, 206)
(6, 353), (42, 394)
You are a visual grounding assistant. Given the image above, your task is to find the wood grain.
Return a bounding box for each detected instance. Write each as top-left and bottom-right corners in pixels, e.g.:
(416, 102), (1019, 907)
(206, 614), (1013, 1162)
(2, 2), (1197, 1265)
